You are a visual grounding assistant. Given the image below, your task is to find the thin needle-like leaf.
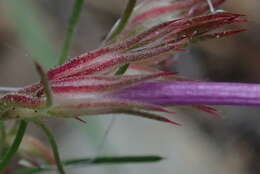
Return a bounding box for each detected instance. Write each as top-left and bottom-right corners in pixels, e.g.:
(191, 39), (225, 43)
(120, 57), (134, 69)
(115, 63), (129, 75)
(16, 155), (164, 174)
(33, 120), (66, 174)
(0, 121), (28, 172)
(64, 155), (164, 166)
(59, 0), (85, 65)
(111, 0), (137, 75)
(105, 0), (137, 42)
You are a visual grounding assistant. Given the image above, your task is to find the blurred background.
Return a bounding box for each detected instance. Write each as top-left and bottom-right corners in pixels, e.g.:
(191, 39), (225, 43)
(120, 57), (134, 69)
(1, 0), (260, 173)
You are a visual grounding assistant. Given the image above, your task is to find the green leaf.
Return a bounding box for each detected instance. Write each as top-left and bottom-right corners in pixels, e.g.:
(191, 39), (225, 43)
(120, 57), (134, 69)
(16, 155), (164, 174)
(0, 121), (28, 172)
(115, 63), (129, 75)
(33, 120), (66, 174)
(105, 0), (137, 42)
(59, 0), (85, 65)
(64, 155), (164, 166)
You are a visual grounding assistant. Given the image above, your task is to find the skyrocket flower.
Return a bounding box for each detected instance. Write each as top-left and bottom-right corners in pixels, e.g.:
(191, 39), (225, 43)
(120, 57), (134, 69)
(0, 0), (250, 125)
(116, 0), (226, 41)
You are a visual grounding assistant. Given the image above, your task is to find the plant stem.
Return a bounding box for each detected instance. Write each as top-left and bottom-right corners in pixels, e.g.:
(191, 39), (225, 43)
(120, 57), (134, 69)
(59, 0), (85, 65)
(33, 120), (66, 174)
(105, 0), (137, 42)
(0, 120), (27, 172)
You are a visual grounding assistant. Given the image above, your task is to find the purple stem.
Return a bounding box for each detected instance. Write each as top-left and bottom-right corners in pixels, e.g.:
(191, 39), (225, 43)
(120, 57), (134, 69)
(112, 82), (260, 106)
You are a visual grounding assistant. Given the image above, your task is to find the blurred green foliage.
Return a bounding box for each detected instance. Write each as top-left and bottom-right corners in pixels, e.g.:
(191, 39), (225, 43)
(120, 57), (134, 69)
(3, 0), (58, 69)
